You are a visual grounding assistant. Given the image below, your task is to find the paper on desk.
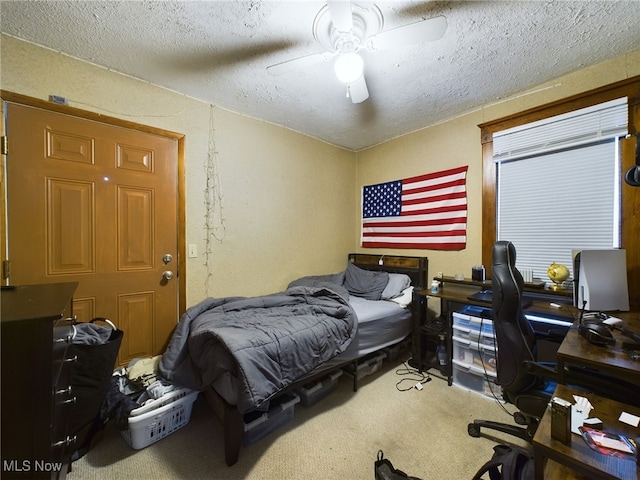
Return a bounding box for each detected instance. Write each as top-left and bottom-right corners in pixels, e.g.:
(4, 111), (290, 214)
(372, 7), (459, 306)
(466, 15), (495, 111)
(619, 411), (640, 427)
(581, 428), (635, 454)
(571, 395), (593, 435)
(602, 316), (622, 326)
(573, 395), (594, 411)
(596, 436), (634, 453)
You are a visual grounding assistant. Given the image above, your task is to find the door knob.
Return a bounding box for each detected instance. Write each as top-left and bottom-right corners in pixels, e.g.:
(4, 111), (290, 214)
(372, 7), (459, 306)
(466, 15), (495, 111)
(162, 271), (174, 281)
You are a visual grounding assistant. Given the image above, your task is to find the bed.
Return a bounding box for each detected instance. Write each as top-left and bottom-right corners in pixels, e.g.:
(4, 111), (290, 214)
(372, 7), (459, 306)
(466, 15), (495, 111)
(158, 253), (428, 466)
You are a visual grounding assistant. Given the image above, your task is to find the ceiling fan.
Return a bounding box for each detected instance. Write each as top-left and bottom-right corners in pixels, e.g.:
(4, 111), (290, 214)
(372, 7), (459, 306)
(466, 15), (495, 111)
(266, 1), (447, 104)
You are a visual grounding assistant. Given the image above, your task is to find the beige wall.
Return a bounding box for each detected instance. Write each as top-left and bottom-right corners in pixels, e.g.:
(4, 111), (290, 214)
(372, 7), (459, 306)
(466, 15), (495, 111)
(356, 112), (485, 280)
(0, 35), (355, 304)
(357, 49), (640, 290)
(2, 34), (638, 308)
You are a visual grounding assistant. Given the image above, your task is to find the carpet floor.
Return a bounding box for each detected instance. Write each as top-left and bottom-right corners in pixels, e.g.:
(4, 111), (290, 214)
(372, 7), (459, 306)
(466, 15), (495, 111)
(70, 356), (530, 479)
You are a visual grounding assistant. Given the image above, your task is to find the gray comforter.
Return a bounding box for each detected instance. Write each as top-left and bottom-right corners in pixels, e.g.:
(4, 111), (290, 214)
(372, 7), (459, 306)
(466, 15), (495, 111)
(158, 283), (356, 413)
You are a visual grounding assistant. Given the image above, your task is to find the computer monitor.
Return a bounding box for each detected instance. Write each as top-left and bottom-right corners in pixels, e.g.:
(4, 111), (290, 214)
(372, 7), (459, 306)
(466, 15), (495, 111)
(572, 249), (630, 312)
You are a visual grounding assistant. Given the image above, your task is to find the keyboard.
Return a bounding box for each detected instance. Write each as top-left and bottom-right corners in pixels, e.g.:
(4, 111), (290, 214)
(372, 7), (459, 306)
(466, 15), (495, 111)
(467, 289), (533, 308)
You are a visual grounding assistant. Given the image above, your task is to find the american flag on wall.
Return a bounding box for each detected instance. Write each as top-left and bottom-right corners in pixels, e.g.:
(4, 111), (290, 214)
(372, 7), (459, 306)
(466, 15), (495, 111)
(361, 165), (468, 250)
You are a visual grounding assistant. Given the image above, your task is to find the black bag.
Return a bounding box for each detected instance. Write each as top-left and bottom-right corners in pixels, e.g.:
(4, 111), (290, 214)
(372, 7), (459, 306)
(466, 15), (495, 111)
(472, 444), (534, 480)
(67, 317), (123, 461)
(375, 451), (423, 480)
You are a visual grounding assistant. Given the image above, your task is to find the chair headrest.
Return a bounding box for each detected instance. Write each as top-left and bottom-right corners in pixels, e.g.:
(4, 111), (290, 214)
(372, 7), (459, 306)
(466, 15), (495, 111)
(493, 241), (516, 269)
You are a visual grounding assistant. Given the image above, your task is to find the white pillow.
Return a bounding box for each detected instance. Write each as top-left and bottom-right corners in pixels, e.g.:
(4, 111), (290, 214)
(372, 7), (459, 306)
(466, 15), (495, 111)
(389, 286), (414, 307)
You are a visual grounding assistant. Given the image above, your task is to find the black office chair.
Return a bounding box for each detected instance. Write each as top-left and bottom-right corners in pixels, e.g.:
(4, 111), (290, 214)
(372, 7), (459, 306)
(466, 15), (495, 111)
(468, 241), (637, 442)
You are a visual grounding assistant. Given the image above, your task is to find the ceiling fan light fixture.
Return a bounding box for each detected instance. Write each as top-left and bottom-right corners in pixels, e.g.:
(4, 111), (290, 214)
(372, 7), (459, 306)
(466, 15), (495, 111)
(334, 52), (364, 84)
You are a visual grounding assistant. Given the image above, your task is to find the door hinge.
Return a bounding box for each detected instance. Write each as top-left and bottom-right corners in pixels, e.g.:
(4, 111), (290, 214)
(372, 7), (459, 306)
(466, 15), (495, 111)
(2, 260), (10, 280)
(1, 136), (7, 155)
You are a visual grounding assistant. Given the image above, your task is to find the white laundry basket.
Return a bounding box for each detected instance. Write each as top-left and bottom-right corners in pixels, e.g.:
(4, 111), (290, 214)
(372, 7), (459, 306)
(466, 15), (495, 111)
(121, 388), (198, 450)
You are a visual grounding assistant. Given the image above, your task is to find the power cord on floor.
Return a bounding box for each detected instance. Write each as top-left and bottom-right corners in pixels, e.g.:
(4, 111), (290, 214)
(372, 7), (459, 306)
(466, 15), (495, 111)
(394, 361), (431, 391)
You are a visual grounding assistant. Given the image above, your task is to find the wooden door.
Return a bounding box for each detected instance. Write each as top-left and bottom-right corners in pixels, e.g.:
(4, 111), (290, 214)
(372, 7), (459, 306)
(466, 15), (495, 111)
(5, 102), (179, 364)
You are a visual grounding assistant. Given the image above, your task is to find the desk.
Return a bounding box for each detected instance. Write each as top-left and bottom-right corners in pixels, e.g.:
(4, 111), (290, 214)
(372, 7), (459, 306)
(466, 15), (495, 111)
(419, 280), (576, 350)
(430, 280), (640, 386)
(413, 278), (574, 385)
(557, 312), (640, 386)
(419, 278), (577, 319)
(533, 384), (640, 480)
(413, 282), (495, 383)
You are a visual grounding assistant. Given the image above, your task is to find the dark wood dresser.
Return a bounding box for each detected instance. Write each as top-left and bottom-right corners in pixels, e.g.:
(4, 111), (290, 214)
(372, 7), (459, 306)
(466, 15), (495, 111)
(1, 283), (78, 479)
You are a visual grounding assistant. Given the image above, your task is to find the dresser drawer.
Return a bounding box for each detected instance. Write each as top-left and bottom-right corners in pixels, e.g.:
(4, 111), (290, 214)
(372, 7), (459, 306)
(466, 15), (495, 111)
(1, 282), (79, 478)
(52, 317), (76, 388)
(52, 349), (77, 428)
(52, 317), (78, 462)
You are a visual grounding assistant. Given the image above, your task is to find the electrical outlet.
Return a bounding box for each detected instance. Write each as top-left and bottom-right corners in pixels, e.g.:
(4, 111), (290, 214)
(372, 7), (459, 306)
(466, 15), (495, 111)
(437, 272), (443, 278)
(188, 244), (198, 258)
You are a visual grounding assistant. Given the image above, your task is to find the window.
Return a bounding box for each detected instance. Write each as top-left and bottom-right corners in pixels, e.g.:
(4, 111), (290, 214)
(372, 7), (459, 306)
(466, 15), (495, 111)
(493, 98), (628, 281)
(479, 77), (640, 309)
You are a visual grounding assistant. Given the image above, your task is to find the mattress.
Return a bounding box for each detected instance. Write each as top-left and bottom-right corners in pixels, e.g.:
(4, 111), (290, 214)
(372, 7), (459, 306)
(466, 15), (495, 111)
(323, 296), (411, 364)
(210, 297), (411, 407)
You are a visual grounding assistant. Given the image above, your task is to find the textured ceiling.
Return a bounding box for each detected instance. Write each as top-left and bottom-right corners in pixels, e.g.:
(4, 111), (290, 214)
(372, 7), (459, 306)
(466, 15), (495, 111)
(1, 1), (639, 151)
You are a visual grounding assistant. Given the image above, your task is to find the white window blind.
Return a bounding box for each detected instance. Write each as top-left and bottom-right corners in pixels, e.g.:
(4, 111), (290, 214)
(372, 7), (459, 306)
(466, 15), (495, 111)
(494, 98), (628, 282)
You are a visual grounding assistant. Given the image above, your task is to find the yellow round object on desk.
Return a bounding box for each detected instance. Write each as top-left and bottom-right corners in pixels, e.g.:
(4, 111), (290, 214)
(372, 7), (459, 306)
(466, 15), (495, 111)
(547, 262), (569, 287)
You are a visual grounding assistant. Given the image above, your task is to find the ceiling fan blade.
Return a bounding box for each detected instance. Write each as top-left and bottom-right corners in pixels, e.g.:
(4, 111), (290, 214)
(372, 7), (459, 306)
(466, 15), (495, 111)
(267, 51), (334, 76)
(327, 1), (353, 33)
(368, 15), (447, 51)
(348, 75), (369, 104)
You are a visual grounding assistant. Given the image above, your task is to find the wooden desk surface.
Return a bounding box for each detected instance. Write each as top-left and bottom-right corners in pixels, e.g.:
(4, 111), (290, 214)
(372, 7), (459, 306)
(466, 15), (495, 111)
(533, 384), (640, 480)
(416, 283), (491, 308)
(417, 283), (577, 319)
(558, 312), (640, 386)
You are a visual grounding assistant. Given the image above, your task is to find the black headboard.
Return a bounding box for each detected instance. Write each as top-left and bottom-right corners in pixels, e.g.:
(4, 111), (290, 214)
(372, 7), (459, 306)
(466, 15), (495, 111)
(348, 253), (429, 290)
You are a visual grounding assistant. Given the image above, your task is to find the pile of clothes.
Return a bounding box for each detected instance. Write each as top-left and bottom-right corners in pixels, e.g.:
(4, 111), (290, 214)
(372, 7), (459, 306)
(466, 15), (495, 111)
(103, 355), (178, 429)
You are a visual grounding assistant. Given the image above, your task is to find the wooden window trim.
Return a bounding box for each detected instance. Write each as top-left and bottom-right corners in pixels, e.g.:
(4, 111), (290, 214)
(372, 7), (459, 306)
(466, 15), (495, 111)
(480, 76), (640, 309)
